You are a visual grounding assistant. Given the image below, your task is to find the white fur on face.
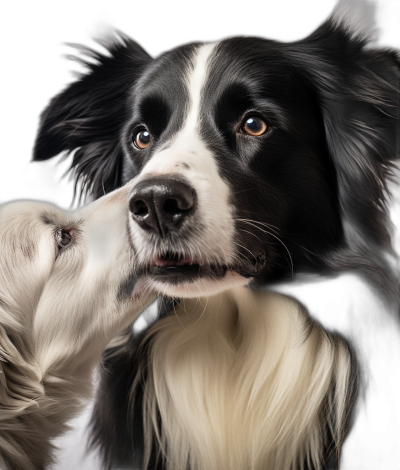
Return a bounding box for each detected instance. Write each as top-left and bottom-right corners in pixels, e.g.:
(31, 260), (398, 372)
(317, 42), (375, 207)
(0, 187), (155, 470)
(129, 44), (249, 297)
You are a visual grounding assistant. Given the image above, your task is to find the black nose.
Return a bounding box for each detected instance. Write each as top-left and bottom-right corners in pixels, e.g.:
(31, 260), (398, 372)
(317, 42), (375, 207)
(129, 177), (196, 237)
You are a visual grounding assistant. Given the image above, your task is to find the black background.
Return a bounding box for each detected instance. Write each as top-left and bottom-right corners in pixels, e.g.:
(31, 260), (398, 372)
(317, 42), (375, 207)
(0, 0), (335, 207)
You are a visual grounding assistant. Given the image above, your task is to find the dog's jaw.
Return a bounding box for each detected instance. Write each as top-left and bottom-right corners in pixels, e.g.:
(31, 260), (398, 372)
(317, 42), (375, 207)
(147, 269), (249, 298)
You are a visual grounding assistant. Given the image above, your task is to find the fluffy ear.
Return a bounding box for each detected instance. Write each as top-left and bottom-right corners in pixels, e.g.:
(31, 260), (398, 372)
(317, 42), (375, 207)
(0, 317), (43, 415)
(33, 34), (153, 199)
(291, 16), (399, 252)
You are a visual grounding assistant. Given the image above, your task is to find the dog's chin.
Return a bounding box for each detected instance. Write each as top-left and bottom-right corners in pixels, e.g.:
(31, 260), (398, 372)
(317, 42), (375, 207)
(142, 254), (265, 298)
(148, 269), (250, 298)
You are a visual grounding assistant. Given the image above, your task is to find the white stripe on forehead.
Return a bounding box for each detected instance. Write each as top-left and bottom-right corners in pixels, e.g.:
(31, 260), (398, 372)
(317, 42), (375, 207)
(130, 40), (239, 296)
(138, 43), (218, 174)
(183, 43), (216, 133)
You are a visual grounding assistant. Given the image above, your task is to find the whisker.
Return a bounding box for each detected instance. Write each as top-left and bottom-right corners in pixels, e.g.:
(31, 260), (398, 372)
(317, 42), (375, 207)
(229, 188), (254, 196)
(211, 225), (231, 241)
(231, 242), (252, 265)
(236, 218), (280, 234)
(158, 294), (170, 321)
(238, 228), (262, 242)
(172, 294), (186, 330)
(192, 283), (209, 327)
(236, 220), (293, 277)
(233, 241), (258, 261)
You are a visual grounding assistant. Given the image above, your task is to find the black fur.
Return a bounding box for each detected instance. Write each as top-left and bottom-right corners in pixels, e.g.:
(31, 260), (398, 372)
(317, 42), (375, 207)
(33, 15), (399, 470)
(89, 331), (163, 470)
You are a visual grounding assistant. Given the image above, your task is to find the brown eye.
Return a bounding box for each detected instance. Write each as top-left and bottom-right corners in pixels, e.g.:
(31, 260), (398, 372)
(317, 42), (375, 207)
(242, 116), (268, 136)
(134, 130), (151, 149)
(55, 229), (72, 249)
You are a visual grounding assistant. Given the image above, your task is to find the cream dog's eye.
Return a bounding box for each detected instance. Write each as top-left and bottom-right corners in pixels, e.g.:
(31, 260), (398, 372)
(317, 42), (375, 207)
(55, 229), (73, 249)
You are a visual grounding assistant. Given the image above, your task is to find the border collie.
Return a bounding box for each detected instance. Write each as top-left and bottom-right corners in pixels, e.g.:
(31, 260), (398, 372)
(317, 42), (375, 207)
(0, 185), (155, 470)
(33, 4), (400, 470)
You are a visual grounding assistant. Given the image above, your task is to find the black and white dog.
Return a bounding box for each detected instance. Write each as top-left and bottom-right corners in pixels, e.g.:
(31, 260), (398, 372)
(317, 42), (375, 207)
(33, 4), (399, 469)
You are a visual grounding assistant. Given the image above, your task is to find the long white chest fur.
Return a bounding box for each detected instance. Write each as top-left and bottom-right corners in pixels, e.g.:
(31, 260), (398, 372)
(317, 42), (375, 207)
(139, 287), (355, 470)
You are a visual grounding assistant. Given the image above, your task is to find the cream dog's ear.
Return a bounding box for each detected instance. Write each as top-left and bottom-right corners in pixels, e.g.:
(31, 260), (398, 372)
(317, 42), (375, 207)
(0, 306), (43, 419)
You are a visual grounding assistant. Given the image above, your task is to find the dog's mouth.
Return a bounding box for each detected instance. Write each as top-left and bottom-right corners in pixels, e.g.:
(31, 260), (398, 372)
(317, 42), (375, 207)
(120, 256), (207, 302)
(150, 253), (199, 271)
(143, 250), (266, 285)
(149, 253), (200, 276)
(147, 252), (227, 283)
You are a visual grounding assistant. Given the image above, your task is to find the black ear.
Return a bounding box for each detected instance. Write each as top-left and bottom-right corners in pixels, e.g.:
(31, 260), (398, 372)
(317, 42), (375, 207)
(33, 33), (153, 199)
(291, 17), (399, 252)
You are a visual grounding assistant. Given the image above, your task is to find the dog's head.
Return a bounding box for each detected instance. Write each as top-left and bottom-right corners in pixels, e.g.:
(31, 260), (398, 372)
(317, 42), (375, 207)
(33, 16), (400, 298)
(0, 186), (153, 379)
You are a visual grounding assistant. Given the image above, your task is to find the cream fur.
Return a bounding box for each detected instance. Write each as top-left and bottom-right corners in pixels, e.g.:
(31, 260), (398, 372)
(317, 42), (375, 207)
(0, 186), (155, 470)
(133, 287), (357, 470)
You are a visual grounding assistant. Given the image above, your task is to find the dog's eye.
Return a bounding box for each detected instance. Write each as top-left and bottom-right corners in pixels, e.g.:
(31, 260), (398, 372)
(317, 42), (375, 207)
(133, 130), (152, 149)
(55, 229), (72, 249)
(242, 117), (268, 136)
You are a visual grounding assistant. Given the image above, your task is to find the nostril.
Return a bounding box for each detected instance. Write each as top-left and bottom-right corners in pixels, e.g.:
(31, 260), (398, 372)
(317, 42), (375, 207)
(131, 200), (149, 218)
(163, 190), (194, 215)
(163, 198), (180, 214)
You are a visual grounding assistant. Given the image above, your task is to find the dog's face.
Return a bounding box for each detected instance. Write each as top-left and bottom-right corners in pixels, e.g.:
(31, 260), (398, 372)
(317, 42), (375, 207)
(33, 19), (400, 298)
(122, 39), (344, 297)
(0, 185), (153, 373)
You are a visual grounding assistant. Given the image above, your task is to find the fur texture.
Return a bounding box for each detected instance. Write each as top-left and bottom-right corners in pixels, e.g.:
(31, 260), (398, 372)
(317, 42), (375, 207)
(33, 4), (399, 470)
(0, 186), (155, 469)
(138, 290), (357, 470)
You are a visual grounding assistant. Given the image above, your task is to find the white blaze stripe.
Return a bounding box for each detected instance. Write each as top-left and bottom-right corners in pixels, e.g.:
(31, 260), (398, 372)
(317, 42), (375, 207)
(140, 43), (217, 176)
(128, 44), (249, 296)
(183, 43), (216, 137)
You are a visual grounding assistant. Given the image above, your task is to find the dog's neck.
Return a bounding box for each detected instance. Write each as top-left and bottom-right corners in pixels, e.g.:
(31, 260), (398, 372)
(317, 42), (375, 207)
(136, 287), (355, 470)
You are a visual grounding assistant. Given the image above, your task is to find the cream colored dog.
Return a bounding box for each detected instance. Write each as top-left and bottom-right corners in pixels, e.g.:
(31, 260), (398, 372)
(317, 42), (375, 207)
(0, 184), (155, 470)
